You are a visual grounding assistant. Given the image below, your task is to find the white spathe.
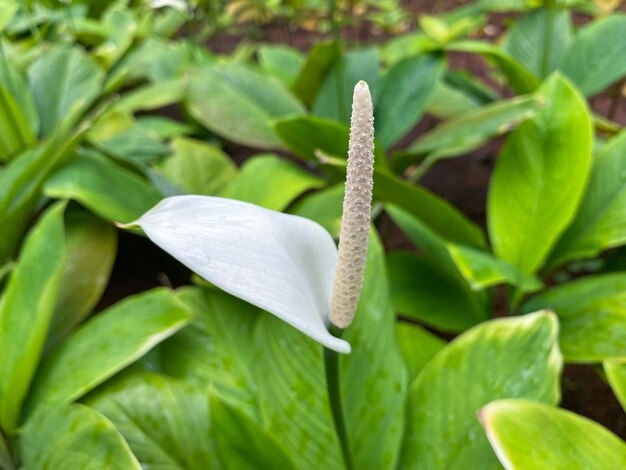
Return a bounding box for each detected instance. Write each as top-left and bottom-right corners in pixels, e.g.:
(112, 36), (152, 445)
(150, 0), (188, 11)
(125, 195), (351, 353)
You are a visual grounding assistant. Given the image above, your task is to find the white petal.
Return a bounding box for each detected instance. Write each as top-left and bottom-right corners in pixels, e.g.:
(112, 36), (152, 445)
(129, 196), (350, 353)
(150, 0), (188, 11)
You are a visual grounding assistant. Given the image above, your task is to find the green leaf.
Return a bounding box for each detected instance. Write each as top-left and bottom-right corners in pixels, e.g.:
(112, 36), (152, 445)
(273, 115), (386, 166)
(21, 404), (141, 470)
(400, 311), (562, 469)
(252, 315), (343, 469)
(222, 155), (324, 211)
(44, 151), (162, 223)
(0, 59), (39, 136)
(210, 394), (297, 470)
(0, 203), (65, 430)
(0, 86), (36, 161)
(375, 170), (485, 248)
(159, 287), (260, 419)
(112, 78), (187, 114)
(523, 273), (626, 362)
(549, 130), (626, 268)
(605, 361), (626, 412)
(187, 63), (305, 149)
(92, 5), (137, 70)
(488, 74), (592, 274)
(449, 40), (540, 94)
(290, 184), (344, 237)
(396, 322), (446, 383)
(292, 40), (342, 107)
(480, 399), (626, 469)
(394, 95), (542, 174)
(340, 233), (408, 470)
(47, 210), (117, 347)
(559, 14), (626, 96)
(313, 47), (380, 125)
(87, 370), (220, 469)
(0, 123), (85, 263)
(28, 45), (104, 138)
(504, 8), (572, 79)
(425, 81), (482, 119)
(158, 137), (238, 196)
(26, 288), (190, 415)
(258, 44), (304, 87)
(375, 53), (444, 149)
(0, 0), (18, 32)
(447, 244), (542, 293)
(387, 250), (487, 331)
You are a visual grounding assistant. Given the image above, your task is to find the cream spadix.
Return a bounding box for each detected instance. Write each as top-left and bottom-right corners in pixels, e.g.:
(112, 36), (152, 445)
(122, 81), (375, 354)
(329, 80), (375, 329)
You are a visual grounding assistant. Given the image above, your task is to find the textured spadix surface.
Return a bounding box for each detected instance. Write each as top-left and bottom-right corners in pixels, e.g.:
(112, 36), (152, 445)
(126, 196), (350, 353)
(330, 80), (375, 329)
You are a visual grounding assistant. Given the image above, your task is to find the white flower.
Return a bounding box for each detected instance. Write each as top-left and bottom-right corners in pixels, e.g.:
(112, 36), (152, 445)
(123, 196), (349, 353)
(123, 82), (375, 354)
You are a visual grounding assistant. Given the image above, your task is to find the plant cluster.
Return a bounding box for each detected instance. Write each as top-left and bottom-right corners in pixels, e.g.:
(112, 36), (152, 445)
(0, 0), (626, 468)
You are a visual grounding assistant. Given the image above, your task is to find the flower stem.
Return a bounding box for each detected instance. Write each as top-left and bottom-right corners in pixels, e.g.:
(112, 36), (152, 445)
(324, 325), (353, 470)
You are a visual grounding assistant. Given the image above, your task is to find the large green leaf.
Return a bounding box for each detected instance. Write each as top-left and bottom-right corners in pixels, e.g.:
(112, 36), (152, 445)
(375, 53), (444, 149)
(292, 41), (342, 107)
(28, 45), (104, 138)
(87, 369), (294, 470)
(375, 170), (485, 248)
(559, 14), (626, 96)
(222, 154), (324, 211)
(21, 404), (141, 470)
(0, 203), (65, 431)
(0, 86), (36, 161)
(447, 244), (542, 293)
(605, 360), (626, 413)
(187, 63), (305, 149)
(339, 234), (408, 470)
(448, 40), (540, 94)
(400, 311), (562, 469)
(394, 95), (542, 174)
(158, 137), (238, 196)
(523, 273), (626, 362)
(87, 370), (220, 469)
(273, 115), (386, 167)
(313, 47), (380, 124)
(44, 150), (162, 223)
(387, 250), (487, 331)
(0, 125), (85, 263)
(488, 74), (592, 274)
(252, 314), (343, 469)
(290, 184), (344, 237)
(210, 394), (298, 470)
(0, 0), (18, 32)
(480, 399), (626, 469)
(0, 56), (39, 134)
(47, 210), (117, 347)
(503, 8), (572, 79)
(395, 322), (446, 383)
(389, 202), (531, 292)
(159, 287), (260, 419)
(258, 44), (304, 87)
(26, 288), (191, 414)
(112, 78), (187, 114)
(549, 130), (626, 267)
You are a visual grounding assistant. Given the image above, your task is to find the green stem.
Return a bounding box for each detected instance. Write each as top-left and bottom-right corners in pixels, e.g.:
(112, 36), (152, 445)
(324, 325), (353, 470)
